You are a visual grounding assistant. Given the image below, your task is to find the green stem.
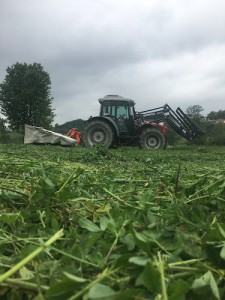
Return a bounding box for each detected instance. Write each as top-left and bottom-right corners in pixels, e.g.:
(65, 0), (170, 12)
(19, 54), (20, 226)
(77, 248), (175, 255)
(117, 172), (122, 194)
(112, 179), (148, 183)
(174, 163), (181, 195)
(3, 278), (49, 291)
(188, 179), (223, 199)
(38, 210), (46, 228)
(0, 229), (63, 284)
(68, 268), (114, 300)
(168, 266), (198, 272)
(103, 188), (141, 210)
(0, 185), (28, 197)
(158, 252), (168, 300)
(56, 168), (83, 194)
(169, 258), (204, 267)
(51, 246), (100, 268)
(202, 262), (225, 279)
(169, 272), (193, 279)
(143, 233), (170, 255)
(104, 235), (118, 265)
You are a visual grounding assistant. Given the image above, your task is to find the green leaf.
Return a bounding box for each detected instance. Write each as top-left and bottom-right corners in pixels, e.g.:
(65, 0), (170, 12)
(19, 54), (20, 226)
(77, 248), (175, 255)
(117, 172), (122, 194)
(19, 266), (34, 279)
(44, 176), (55, 188)
(129, 256), (149, 266)
(0, 213), (20, 225)
(146, 208), (157, 224)
(63, 272), (88, 283)
(167, 280), (189, 300)
(80, 232), (103, 254)
(79, 218), (102, 232)
(120, 233), (135, 251)
(51, 217), (59, 231)
(45, 281), (76, 300)
(114, 253), (134, 269)
(192, 271), (220, 300)
(220, 243), (225, 260)
(99, 216), (108, 231)
(107, 219), (117, 235)
(131, 225), (150, 254)
(33, 293), (45, 300)
(217, 223), (225, 239)
(112, 289), (142, 300)
(135, 261), (161, 293)
(88, 283), (117, 299)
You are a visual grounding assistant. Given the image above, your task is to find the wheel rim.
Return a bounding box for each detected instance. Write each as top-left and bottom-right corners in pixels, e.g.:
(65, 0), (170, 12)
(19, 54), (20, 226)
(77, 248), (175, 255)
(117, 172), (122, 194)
(88, 128), (108, 145)
(146, 136), (159, 148)
(92, 130), (105, 143)
(84, 121), (114, 147)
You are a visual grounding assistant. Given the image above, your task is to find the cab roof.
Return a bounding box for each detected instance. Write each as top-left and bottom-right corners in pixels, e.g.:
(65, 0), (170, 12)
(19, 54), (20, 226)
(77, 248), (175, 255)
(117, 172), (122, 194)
(98, 95), (135, 105)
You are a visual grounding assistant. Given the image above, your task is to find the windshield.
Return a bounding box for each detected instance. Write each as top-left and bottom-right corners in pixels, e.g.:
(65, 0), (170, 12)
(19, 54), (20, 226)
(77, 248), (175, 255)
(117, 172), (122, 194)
(101, 101), (130, 119)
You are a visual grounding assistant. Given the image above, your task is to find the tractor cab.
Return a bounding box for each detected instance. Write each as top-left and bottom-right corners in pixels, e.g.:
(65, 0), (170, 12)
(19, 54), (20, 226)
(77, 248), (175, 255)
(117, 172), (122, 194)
(98, 95), (136, 136)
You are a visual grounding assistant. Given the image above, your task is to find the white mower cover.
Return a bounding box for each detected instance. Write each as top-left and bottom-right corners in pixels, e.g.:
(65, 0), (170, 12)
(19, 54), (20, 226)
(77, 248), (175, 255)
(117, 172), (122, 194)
(24, 125), (77, 146)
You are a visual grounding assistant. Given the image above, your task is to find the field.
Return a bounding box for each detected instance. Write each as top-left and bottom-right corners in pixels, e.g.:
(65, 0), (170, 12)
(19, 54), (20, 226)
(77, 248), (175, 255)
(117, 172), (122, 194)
(1, 144), (225, 300)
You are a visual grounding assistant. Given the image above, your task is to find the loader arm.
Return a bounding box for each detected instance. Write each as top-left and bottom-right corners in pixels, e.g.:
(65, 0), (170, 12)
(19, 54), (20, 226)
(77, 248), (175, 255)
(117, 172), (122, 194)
(140, 104), (205, 142)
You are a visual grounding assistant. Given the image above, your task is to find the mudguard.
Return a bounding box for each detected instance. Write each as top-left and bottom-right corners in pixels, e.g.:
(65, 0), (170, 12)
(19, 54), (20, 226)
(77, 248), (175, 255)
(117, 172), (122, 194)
(140, 122), (167, 136)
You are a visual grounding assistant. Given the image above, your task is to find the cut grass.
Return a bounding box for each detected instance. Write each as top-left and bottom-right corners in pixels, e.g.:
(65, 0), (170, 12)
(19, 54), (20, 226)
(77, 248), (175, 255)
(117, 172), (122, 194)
(0, 144), (225, 299)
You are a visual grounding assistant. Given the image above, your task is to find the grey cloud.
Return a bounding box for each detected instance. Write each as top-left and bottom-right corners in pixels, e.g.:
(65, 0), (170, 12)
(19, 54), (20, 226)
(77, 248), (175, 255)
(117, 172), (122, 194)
(1, 0), (225, 124)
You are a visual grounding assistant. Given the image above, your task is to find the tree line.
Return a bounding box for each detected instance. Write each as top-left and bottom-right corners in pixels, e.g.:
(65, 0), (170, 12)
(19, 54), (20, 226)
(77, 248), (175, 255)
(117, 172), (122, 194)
(186, 104), (225, 122)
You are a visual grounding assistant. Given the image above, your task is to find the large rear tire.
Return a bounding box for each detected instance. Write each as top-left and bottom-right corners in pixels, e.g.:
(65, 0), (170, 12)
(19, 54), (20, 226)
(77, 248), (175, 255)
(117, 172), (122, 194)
(139, 128), (166, 150)
(83, 120), (115, 147)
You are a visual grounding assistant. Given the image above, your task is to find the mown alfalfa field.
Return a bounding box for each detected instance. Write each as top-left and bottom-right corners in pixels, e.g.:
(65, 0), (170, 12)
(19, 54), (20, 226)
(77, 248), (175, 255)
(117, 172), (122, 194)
(1, 144), (225, 300)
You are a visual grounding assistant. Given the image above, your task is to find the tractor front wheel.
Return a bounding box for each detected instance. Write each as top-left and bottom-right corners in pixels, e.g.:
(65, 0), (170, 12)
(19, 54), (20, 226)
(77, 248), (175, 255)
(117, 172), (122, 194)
(139, 128), (166, 150)
(83, 120), (115, 148)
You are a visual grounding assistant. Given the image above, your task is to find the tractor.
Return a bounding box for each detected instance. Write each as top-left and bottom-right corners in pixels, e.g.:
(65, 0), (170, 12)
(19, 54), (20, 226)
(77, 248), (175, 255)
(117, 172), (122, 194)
(82, 95), (205, 149)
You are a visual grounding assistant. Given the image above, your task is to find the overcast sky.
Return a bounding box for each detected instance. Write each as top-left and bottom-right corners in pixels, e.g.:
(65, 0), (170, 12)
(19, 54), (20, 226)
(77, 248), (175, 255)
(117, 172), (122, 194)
(1, 0), (225, 124)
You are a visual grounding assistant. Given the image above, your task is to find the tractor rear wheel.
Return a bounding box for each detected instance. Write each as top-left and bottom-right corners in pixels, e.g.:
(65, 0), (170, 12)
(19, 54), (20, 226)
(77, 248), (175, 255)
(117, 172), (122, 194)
(139, 128), (166, 150)
(83, 120), (115, 147)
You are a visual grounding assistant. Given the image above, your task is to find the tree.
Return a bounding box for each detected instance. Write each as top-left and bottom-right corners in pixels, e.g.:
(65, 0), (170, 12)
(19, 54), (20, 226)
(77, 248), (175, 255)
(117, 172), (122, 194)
(207, 111), (217, 120)
(0, 62), (55, 131)
(0, 118), (6, 133)
(207, 110), (225, 120)
(186, 105), (204, 122)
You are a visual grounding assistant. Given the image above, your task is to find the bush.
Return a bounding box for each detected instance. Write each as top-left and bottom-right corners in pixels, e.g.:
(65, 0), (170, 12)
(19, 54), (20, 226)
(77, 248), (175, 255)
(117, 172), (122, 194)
(204, 123), (225, 146)
(0, 132), (24, 144)
(166, 127), (183, 145)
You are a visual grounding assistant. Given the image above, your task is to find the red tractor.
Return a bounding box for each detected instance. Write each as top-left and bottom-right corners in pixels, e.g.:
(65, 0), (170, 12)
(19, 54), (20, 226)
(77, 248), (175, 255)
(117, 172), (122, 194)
(81, 95), (205, 149)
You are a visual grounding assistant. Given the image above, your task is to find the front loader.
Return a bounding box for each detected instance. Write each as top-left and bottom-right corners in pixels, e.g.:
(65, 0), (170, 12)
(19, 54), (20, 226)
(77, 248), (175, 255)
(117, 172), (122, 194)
(82, 95), (205, 150)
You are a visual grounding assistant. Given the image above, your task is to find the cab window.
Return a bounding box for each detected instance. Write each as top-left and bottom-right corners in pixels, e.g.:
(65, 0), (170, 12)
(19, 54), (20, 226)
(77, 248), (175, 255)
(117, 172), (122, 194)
(116, 105), (128, 119)
(102, 104), (110, 116)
